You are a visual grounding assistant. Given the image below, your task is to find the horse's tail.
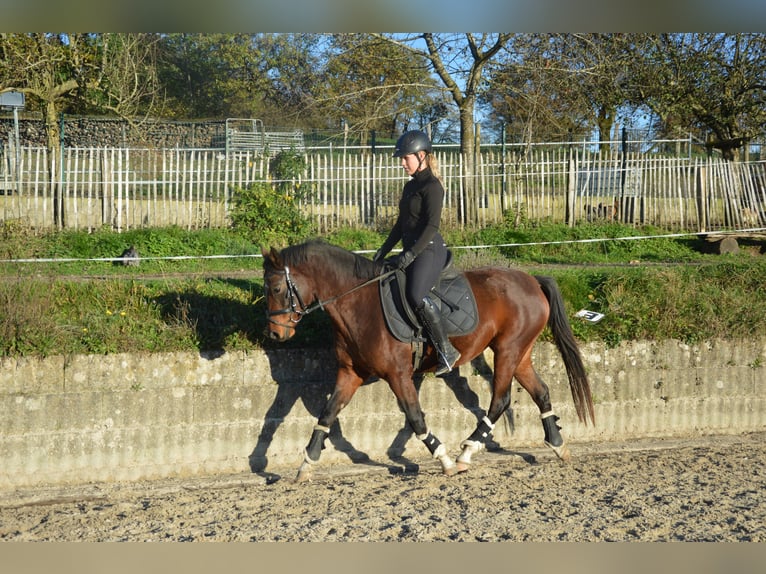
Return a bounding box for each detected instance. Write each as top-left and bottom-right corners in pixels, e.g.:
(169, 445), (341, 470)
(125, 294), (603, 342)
(535, 275), (595, 425)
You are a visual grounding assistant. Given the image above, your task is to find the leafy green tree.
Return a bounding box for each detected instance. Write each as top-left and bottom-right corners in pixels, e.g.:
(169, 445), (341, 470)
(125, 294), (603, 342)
(157, 33), (327, 128)
(251, 33), (326, 128)
(318, 34), (445, 145)
(157, 33), (268, 119)
(0, 33), (160, 226)
(628, 33), (766, 160)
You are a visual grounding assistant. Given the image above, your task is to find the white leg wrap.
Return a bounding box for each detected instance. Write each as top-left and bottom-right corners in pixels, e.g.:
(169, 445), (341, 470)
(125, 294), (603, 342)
(434, 446), (457, 475)
(540, 410), (556, 419)
(314, 424), (331, 433)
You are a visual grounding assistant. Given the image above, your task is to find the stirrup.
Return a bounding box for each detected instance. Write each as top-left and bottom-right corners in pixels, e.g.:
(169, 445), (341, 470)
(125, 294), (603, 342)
(434, 347), (461, 376)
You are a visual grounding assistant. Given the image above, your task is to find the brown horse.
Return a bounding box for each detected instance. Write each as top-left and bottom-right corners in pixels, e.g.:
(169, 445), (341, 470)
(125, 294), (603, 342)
(262, 239), (594, 481)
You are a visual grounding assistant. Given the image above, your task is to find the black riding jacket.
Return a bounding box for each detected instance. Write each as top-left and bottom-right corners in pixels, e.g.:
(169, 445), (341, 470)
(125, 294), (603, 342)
(379, 167), (445, 257)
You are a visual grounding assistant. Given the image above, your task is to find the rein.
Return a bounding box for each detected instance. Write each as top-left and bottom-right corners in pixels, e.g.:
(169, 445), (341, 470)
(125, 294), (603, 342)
(266, 264), (395, 327)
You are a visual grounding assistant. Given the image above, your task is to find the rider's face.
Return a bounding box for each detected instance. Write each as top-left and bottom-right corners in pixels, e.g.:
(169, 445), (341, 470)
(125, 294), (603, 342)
(400, 151), (425, 176)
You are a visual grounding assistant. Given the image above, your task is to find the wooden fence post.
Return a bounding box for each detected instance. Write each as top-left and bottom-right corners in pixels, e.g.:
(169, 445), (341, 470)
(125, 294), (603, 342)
(566, 153), (576, 227)
(101, 150), (111, 228)
(696, 161), (707, 233)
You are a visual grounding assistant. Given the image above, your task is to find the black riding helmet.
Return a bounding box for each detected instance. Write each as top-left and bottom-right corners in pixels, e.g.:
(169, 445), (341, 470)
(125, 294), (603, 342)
(393, 130), (432, 158)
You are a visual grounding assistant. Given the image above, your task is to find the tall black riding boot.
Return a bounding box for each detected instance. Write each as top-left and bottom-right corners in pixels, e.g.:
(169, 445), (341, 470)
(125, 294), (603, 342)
(415, 296), (461, 376)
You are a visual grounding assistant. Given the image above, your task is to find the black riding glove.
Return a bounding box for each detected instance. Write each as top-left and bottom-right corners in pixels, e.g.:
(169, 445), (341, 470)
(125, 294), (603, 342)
(396, 250), (415, 270)
(372, 249), (386, 263)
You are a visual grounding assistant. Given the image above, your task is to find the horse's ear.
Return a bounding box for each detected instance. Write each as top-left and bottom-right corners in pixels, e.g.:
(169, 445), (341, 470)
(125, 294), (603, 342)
(263, 246), (283, 268)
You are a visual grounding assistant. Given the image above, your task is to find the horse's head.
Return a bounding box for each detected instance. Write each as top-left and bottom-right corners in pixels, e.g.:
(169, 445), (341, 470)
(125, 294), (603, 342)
(261, 245), (309, 342)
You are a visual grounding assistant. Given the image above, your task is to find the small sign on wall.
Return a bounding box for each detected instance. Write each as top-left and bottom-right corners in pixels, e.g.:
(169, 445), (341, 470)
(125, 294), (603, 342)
(576, 309), (605, 323)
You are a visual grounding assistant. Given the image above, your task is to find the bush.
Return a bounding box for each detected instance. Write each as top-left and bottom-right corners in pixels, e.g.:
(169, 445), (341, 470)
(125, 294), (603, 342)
(229, 181), (314, 247)
(229, 149), (315, 248)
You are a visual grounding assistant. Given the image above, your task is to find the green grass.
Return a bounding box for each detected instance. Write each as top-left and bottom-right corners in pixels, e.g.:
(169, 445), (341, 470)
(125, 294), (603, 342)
(1, 221), (764, 357)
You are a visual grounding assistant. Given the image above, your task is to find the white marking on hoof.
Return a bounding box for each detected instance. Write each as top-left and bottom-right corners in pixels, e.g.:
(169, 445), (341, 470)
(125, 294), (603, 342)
(434, 444), (458, 476)
(294, 451), (316, 482)
(441, 457), (459, 476)
(545, 440), (571, 463)
(294, 460), (314, 482)
(294, 464), (313, 483)
(456, 439), (483, 472)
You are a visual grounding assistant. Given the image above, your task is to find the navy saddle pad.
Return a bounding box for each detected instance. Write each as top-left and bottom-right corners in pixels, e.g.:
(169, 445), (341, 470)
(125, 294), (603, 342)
(379, 267), (479, 344)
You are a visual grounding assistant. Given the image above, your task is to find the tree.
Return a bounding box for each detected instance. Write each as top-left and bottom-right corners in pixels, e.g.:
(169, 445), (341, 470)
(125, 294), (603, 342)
(486, 34), (641, 151)
(373, 33), (513, 224)
(484, 34), (592, 145)
(628, 33), (766, 160)
(0, 33), (161, 226)
(317, 34), (445, 146)
(251, 33), (327, 128)
(157, 33), (268, 119)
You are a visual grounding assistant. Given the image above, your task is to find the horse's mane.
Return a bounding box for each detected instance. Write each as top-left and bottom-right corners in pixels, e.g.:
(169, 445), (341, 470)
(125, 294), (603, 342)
(277, 239), (379, 281)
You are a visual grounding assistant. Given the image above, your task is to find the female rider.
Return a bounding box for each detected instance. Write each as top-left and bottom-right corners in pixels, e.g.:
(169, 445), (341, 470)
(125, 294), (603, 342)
(373, 130), (461, 376)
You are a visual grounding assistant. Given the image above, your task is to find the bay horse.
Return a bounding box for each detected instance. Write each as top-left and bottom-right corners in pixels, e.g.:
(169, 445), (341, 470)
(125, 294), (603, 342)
(262, 239), (594, 482)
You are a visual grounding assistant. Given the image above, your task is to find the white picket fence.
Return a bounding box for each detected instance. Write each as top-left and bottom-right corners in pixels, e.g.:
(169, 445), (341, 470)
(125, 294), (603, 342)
(1, 144), (765, 234)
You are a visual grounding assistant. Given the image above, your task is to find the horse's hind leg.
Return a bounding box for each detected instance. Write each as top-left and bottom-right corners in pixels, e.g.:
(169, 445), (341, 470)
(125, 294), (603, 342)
(455, 350), (516, 471)
(513, 356), (571, 463)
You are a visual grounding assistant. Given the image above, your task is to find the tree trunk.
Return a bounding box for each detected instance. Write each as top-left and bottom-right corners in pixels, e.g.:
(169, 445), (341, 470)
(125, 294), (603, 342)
(459, 101), (477, 225)
(44, 101), (64, 228)
(597, 105), (614, 154)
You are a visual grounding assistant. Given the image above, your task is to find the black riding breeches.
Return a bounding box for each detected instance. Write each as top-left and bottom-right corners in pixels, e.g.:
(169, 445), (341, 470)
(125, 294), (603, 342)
(404, 242), (447, 309)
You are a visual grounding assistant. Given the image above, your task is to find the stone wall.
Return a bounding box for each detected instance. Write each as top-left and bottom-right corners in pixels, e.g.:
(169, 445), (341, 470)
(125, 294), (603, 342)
(0, 338), (764, 490)
(0, 116), (226, 148)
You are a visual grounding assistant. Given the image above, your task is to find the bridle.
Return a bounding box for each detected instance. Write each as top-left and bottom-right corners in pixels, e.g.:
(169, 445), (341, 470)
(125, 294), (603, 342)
(265, 264), (395, 331)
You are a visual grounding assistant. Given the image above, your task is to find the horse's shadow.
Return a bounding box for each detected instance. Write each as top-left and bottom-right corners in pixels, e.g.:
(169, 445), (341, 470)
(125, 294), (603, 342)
(247, 352), (385, 481)
(384, 353), (528, 472)
(156, 279), (534, 483)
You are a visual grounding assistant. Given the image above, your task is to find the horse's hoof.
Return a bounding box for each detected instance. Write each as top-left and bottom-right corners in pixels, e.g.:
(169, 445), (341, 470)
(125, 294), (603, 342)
(455, 461), (470, 473)
(294, 460), (314, 483)
(456, 440), (482, 470)
(294, 469), (312, 483)
(442, 464), (459, 477)
(545, 440), (571, 463)
(436, 453), (459, 477)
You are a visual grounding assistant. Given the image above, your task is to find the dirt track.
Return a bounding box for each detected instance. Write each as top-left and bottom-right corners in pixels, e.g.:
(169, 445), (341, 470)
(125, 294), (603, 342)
(1, 432), (764, 542)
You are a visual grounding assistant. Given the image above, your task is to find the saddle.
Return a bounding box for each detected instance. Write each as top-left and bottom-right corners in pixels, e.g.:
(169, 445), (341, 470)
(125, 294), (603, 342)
(379, 253), (479, 344)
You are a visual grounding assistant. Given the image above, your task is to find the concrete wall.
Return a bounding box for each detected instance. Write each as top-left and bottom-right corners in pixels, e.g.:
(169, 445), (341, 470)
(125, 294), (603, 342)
(1, 338), (764, 490)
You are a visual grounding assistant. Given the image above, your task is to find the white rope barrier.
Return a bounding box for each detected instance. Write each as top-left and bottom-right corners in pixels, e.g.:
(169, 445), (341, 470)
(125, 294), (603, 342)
(1, 228), (765, 265)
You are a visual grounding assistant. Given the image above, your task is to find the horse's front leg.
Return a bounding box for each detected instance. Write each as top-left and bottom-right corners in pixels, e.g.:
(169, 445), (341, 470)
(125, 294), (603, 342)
(388, 376), (457, 477)
(295, 367), (364, 483)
